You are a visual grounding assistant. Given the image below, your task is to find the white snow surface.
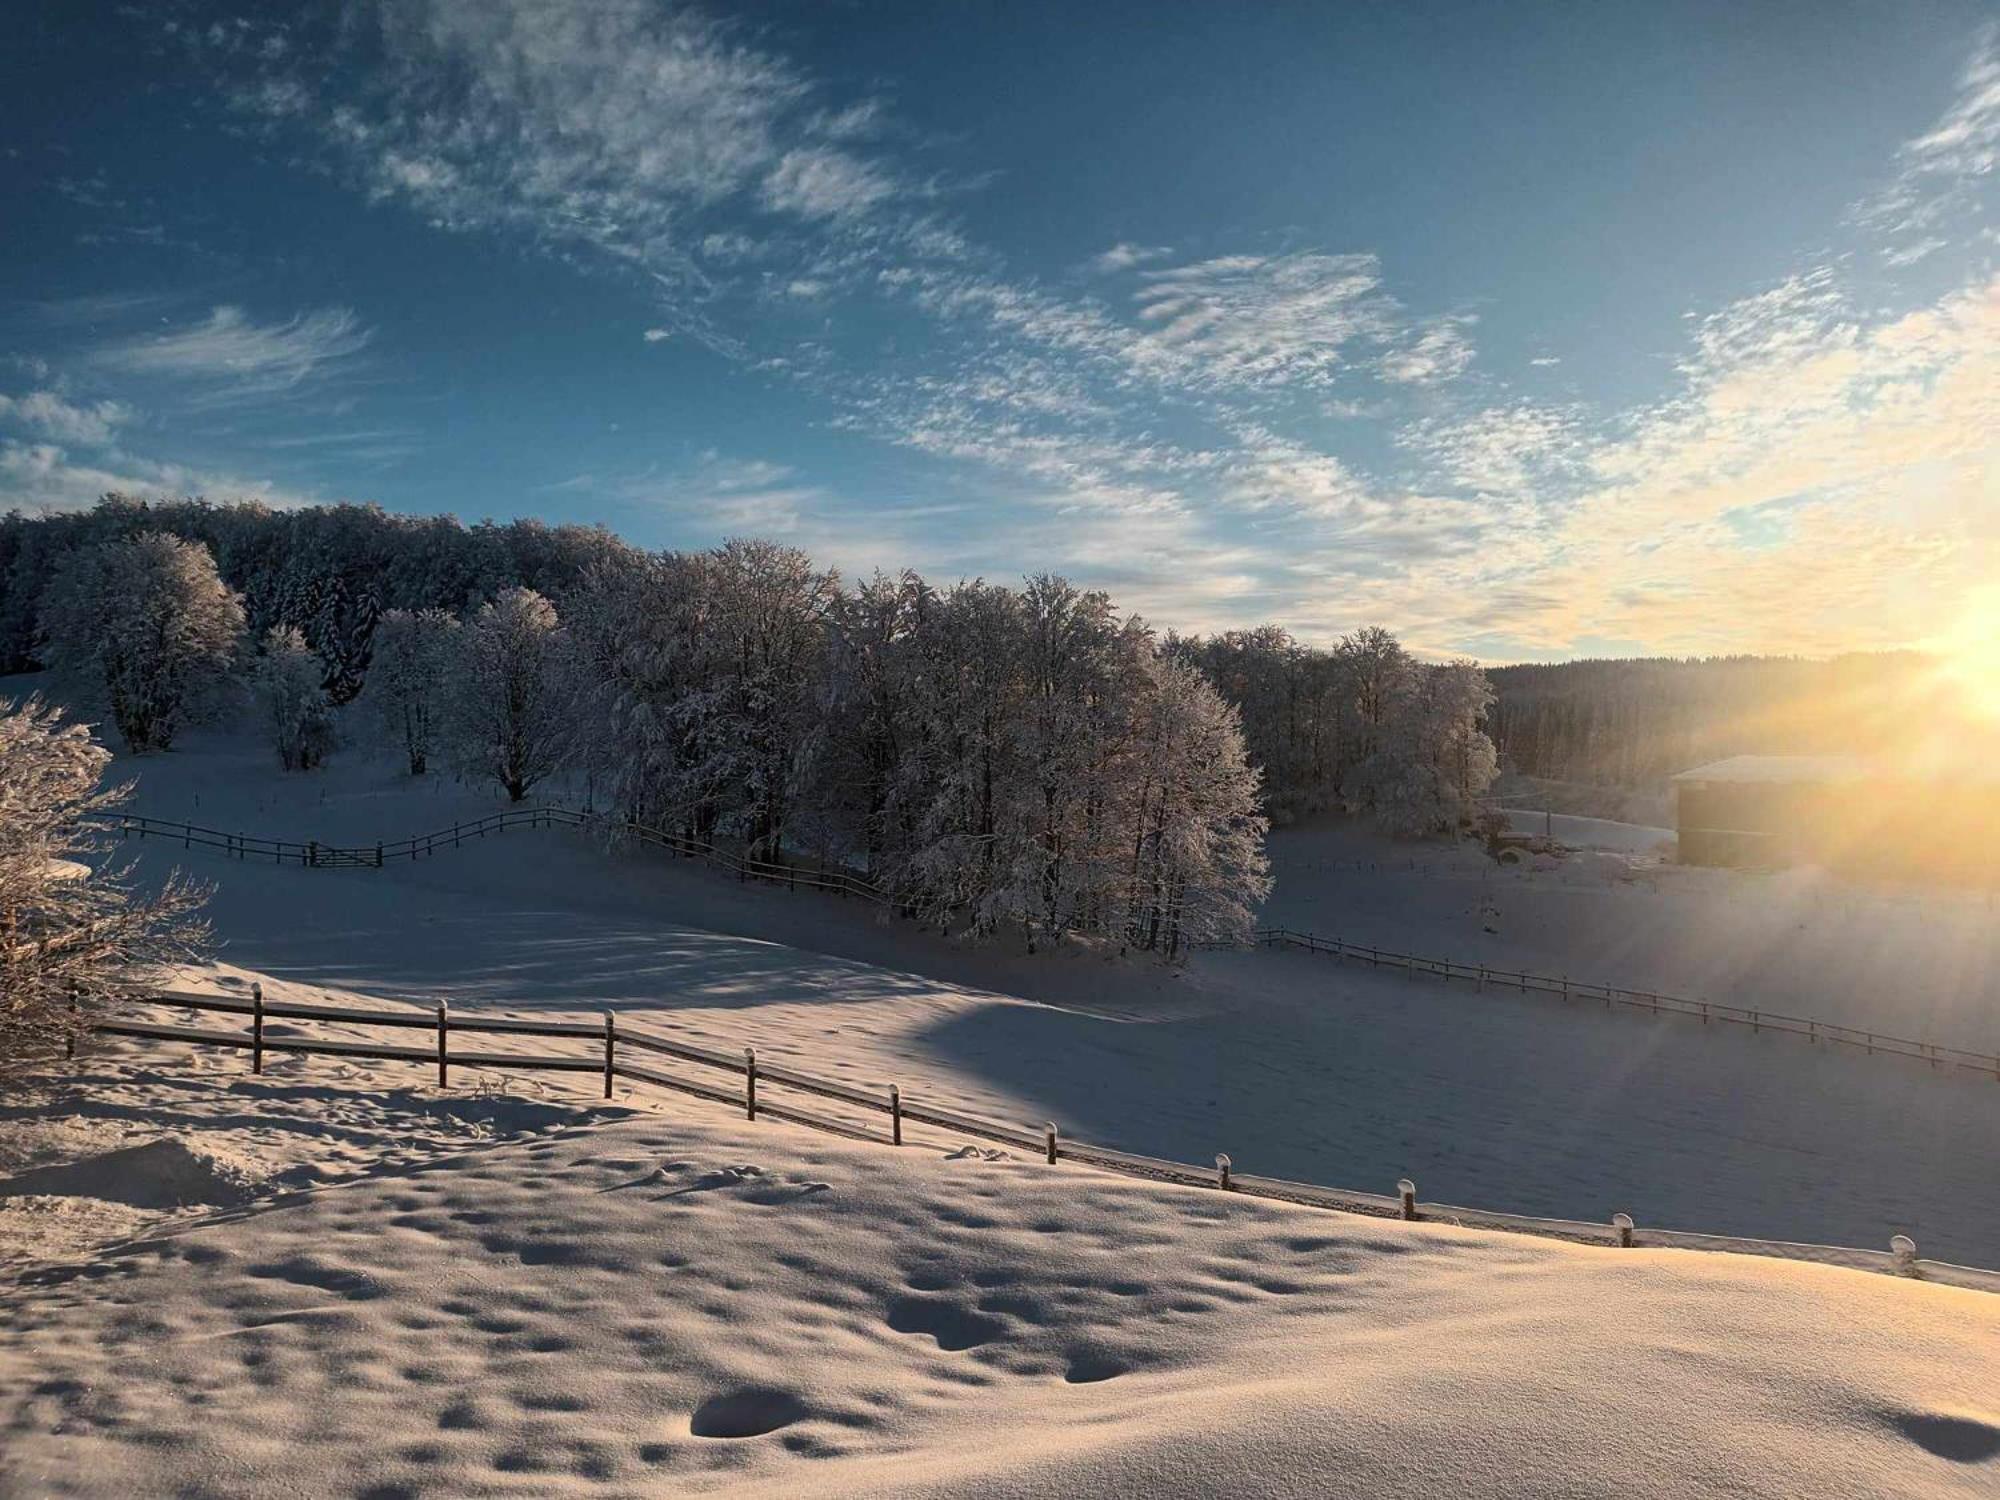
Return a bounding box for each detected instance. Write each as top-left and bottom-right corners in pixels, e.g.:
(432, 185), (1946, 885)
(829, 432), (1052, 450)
(3, 720), (1998, 1495)
(5, 1086), (1998, 1499)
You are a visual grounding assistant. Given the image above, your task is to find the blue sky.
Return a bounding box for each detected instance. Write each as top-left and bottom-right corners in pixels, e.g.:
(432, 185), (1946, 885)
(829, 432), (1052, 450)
(3, 1), (1995, 660)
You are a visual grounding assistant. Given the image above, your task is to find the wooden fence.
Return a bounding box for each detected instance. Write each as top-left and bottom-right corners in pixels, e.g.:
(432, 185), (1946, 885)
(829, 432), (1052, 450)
(118, 809), (1998, 1084)
(81, 987), (1995, 1294)
(1255, 926), (2000, 1082)
(117, 807), (885, 903)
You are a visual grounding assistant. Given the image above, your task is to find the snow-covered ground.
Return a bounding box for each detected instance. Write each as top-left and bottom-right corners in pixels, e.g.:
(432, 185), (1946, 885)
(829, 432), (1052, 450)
(5, 1044), (1998, 1499)
(1261, 817), (2000, 1056)
(4, 716), (1998, 1494)
(1496, 806), (1677, 853)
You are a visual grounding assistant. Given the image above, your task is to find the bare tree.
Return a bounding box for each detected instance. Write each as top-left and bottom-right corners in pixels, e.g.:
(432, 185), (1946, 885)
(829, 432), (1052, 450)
(0, 698), (210, 1071)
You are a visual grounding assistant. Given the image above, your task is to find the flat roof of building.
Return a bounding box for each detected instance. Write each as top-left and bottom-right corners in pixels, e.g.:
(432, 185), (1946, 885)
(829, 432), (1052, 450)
(1671, 755), (1870, 785)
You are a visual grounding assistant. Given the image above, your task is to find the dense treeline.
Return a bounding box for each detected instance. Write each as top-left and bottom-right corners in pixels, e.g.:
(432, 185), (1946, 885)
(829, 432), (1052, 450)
(1486, 654), (1945, 789)
(1172, 627), (1497, 833)
(1, 499), (1505, 951)
(0, 496), (631, 678)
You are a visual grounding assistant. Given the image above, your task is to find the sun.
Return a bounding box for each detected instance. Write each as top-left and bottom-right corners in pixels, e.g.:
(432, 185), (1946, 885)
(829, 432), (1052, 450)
(1935, 586), (2000, 725)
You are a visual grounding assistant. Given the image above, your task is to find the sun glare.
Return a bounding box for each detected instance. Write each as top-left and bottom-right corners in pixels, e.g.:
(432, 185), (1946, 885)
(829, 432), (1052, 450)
(1934, 586), (2000, 724)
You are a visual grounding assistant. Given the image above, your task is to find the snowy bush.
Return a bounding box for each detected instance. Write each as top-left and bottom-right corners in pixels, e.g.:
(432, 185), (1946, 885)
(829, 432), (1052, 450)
(0, 697), (210, 1070)
(368, 607), (460, 775)
(37, 532), (244, 753)
(450, 586), (570, 802)
(253, 626), (337, 771)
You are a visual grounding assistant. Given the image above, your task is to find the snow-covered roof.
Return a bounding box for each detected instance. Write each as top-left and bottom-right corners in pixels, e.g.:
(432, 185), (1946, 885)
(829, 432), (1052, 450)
(1670, 755), (1870, 785)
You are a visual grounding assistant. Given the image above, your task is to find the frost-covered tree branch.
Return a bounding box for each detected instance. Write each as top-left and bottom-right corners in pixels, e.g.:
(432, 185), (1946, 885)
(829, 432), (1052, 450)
(0, 698), (211, 1071)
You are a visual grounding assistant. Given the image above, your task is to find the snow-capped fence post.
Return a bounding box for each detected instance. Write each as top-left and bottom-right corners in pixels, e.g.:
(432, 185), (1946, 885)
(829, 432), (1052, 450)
(1397, 1178), (1417, 1221)
(745, 1047), (757, 1120)
(1891, 1234), (1917, 1275)
(1216, 1153), (1232, 1191)
(1613, 1212), (1634, 1248)
(1044, 1122), (1058, 1164)
(602, 1012), (615, 1100)
(435, 1001), (449, 1088)
(251, 982), (265, 1075)
(889, 1085), (903, 1146)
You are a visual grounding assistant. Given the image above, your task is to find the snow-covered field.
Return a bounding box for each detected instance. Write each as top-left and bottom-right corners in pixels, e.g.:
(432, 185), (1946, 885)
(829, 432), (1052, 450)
(4, 718), (1999, 1495)
(6, 1037), (1999, 1498)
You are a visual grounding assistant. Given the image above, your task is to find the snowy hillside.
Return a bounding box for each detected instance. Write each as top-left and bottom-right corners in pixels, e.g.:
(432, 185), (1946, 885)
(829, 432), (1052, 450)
(5, 1042), (1997, 1499)
(4, 718), (1998, 1496)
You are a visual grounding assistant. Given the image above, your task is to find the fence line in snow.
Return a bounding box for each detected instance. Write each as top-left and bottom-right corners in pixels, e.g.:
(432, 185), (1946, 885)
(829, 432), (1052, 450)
(80, 986), (1995, 1294)
(117, 810), (1997, 1082)
(1253, 926), (2000, 1083)
(115, 807), (886, 903)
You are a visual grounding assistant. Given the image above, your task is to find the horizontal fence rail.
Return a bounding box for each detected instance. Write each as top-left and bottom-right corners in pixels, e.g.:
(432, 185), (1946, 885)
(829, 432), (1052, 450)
(1253, 926), (2000, 1083)
(116, 807), (886, 903)
(77, 986), (1997, 1295)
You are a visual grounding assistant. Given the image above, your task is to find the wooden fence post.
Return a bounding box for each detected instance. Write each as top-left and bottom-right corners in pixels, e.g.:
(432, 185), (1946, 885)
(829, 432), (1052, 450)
(602, 1012), (615, 1100)
(1613, 1211), (1634, 1248)
(65, 984), (78, 1061)
(890, 1085), (903, 1146)
(252, 982), (265, 1075)
(1398, 1178), (1417, 1221)
(436, 1001), (449, 1088)
(745, 1047), (757, 1120)
(1216, 1153), (1232, 1191)
(1044, 1122), (1058, 1164)
(307, 839), (318, 869)
(1477, 964), (1486, 993)
(375, 841), (384, 869)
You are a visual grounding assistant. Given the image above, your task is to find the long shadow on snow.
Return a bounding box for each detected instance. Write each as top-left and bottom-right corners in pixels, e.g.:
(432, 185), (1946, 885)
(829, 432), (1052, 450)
(914, 950), (2000, 1267)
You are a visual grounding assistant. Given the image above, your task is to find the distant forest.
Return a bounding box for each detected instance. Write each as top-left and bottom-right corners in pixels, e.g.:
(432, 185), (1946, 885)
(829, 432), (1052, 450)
(3, 499), (1953, 808)
(1486, 653), (1952, 790)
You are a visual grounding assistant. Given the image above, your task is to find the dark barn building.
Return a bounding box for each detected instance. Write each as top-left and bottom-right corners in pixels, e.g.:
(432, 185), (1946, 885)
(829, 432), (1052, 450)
(1672, 755), (2000, 882)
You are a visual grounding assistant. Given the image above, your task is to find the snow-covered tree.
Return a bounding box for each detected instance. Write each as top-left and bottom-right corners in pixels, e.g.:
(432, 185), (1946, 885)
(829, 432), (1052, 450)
(0, 697), (210, 1070)
(1124, 655), (1271, 955)
(368, 607), (460, 775)
(37, 532), (243, 752)
(450, 586), (570, 802)
(253, 626), (337, 771)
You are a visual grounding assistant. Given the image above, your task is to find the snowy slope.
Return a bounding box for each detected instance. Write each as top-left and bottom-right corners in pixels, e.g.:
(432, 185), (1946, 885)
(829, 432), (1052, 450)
(39, 723), (1989, 1263)
(4, 1101), (1997, 1500)
(1260, 818), (2000, 1055)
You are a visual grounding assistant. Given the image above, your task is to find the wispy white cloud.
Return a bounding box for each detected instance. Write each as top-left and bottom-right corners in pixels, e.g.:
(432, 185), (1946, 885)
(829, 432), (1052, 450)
(642, 327), (672, 343)
(1131, 253), (1395, 389)
(0, 439), (319, 517)
(1854, 25), (1998, 249)
(1087, 241), (1173, 274)
(91, 305), (369, 401)
(1376, 315), (1477, 386)
(761, 146), (896, 221)
(0, 390), (133, 447)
